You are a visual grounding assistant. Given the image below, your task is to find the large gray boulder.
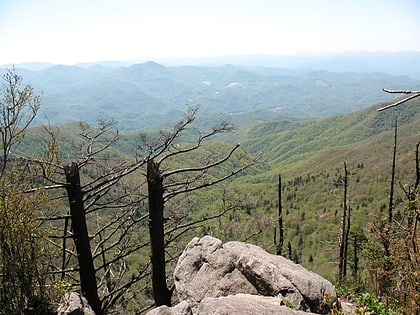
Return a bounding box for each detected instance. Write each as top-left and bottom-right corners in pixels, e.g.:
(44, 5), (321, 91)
(198, 294), (318, 315)
(146, 294), (316, 315)
(57, 292), (95, 315)
(173, 236), (338, 314)
(146, 301), (192, 315)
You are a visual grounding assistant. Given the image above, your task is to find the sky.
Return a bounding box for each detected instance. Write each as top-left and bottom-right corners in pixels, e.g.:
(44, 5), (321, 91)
(1, 0), (420, 65)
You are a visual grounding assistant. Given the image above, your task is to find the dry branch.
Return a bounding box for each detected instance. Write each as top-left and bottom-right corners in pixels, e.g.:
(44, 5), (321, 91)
(377, 89), (420, 111)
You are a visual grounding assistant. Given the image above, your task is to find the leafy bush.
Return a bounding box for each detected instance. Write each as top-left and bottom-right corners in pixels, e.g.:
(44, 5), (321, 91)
(358, 292), (396, 315)
(0, 182), (54, 313)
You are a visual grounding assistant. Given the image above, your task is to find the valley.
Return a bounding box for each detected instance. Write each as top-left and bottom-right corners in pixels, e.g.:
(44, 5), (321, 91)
(2, 63), (419, 313)
(12, 61), (420, 131)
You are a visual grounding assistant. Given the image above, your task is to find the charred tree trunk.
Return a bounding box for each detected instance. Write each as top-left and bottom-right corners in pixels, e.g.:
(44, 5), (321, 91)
(64, 162), (102, 315)
(414, 142), (420, 255)
(388, 120), (397, 225)
(344, 204), (351, 279)
(147, 159), (172, 307)
(415, 142), (419, 193)
(338, 162), (349, 283)
(275, 174), (284, 255)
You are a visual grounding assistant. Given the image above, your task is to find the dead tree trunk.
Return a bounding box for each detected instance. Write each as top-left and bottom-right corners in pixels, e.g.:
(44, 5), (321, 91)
(275, 174), (284, 255)
(147, 159), (172, 307)
(344, 204), (351, 279)
(338, 162), (350, 283)
(388, 120), (397, 225)
(415, 142), (419, 190)
(64, 162), (102, 314)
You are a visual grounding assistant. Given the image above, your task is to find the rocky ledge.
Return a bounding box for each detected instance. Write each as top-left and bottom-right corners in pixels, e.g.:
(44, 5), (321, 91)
(147, 236), (340, 315)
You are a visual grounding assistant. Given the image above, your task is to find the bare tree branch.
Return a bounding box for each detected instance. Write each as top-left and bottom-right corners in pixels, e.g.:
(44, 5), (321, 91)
(164, 161), (256, 201)
(163, 143), (240, 178)
(377, 89), (420, 111)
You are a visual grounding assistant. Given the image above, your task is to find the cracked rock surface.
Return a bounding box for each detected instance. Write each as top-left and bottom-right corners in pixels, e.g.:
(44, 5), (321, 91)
(173, 236), (338, 314)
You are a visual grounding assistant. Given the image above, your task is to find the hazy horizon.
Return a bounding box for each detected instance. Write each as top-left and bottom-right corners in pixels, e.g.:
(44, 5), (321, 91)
(1, 0), (419, 66)
(3, 51), (420, 80)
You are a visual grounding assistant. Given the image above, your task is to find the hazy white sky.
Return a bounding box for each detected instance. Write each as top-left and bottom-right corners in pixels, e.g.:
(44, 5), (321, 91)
(1, 0), (419, 65)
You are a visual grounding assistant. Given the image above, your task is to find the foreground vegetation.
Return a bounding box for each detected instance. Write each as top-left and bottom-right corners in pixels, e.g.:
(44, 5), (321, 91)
(1, 68), (419, 314)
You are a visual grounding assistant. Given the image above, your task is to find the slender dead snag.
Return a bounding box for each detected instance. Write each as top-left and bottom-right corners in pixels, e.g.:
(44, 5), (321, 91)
(275, 174), (284, 255)
(410, 144), (419, 255)
(1, 70), (149, 312)
(377, 89), (420, 111)
(147, 159), (172, 307)
(388, 120), (397, 225)
(34, 120), (149, 313)
(416, 142), (419, 190)
(344, 204), (351, 279)
(145, 142), (254, 307)
(140, 107), (259, 307)
(338, 162), (350, 283)
(64, 162), (102, 315)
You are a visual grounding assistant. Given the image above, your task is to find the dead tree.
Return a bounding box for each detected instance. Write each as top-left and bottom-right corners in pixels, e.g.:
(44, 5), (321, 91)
(388, 120), (398, 226)
(139, 107), (259, 307)
(146, 159), (171, 306)
(34, 120), (149, 314)
(63, 162), (101, 314)
(274, 174), (284, 255)
(377, 89), (420, 112)
(416, 142), (419, 190)
(338, 162), (350, 283)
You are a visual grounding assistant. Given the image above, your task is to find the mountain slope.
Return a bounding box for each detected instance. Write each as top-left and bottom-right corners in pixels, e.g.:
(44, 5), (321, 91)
(15, 95), (420, 282)
(12, 63), (420, 130)
(236, 98), (420, 171)
(224, 98), (419, 279)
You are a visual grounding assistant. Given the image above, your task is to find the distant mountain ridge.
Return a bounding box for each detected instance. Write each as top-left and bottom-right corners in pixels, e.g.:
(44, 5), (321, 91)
(4, 51), (420, 77)
(4, 57), (420, 130)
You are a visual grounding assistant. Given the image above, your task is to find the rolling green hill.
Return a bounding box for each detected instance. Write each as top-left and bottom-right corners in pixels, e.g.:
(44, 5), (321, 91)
(13, 62), (419, 131)
(15, 95), (419, 284)
(224, 98), (419, 280)
(236, 98), (419, 171)
(6, 60), (419, 312)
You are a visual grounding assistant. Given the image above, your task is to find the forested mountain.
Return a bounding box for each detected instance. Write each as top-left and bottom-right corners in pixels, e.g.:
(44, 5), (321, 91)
(17, 96), (419, 282)
(13, 61), (420, 130)
(226, 98), (419, 282)
(235, 98), (420, 171)
(3, 64), (419, 313)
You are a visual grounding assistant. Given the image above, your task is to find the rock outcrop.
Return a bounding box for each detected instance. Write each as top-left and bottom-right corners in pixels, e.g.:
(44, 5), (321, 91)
(197, 294), (318, 315)
(146, 301), (193, 315)
(57, 292), (95, 315)
(147, 236), (339, 314)
(148, 294), (317, 315)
